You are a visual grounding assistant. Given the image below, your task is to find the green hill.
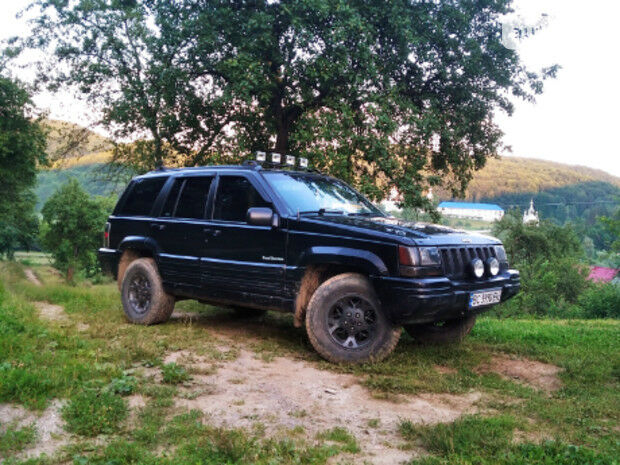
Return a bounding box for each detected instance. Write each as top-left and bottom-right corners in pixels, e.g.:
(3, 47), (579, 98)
(463, 156), (620, 200)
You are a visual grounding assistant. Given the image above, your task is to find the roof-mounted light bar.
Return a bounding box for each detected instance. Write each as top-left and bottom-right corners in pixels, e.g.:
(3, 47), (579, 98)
(253, 151), (310, 170)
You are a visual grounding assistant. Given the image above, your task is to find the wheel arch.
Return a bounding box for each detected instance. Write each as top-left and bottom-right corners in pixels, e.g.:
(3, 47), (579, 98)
(116, 236), (160, 289)
(293, 246), (388, 328)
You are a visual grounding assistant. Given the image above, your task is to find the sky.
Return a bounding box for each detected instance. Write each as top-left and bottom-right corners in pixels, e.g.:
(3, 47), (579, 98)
(1, 0), (619, 177)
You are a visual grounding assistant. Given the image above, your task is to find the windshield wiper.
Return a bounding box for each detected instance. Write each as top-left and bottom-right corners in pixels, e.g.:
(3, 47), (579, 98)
(298, 208), (345, 217)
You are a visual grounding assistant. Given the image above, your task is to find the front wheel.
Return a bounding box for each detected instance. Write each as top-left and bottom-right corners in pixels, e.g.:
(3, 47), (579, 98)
(403, 315), (476, 345)
(121, 258), (175, 325)
(305, 273), (401, 364)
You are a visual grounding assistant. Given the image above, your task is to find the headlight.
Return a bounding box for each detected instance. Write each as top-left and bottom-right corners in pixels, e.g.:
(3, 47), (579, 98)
(399, 246), (442, 277)
(486, 257), (500, 276)
(471, 258), (484, 278)
(399, 246), (441, 266)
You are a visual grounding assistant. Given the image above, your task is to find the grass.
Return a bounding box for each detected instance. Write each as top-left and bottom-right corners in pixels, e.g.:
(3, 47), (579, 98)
(316, 427), (360, 453)
(399, 415), (617, 465)
(161, 363), (190, 384)
(62, 389), (128, 436)
(0, 424), (37, 458)
(0, 261), (618, 464)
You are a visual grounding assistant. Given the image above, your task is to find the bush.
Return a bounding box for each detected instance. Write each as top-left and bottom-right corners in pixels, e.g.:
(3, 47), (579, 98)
(578, 284), (620, 319)
(62, 389), (128, 436)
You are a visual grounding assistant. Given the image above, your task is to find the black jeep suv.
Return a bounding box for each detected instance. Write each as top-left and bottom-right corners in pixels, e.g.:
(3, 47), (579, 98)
(99, 163), (520, 363)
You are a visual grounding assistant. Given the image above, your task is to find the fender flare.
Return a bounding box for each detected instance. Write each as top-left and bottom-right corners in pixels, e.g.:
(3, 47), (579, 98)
(298, 246), (389, 276)
(118, 236), (161, 257)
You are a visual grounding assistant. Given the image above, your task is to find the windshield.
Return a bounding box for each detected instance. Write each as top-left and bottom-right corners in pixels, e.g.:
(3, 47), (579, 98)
(263, 172), (384, 217)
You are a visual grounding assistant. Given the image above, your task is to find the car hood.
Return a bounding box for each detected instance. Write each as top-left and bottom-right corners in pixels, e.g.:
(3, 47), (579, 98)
(304, 215), (501, 246)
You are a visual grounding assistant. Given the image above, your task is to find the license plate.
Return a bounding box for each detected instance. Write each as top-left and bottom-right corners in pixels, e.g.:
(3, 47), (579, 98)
(469, 289), (502, 308)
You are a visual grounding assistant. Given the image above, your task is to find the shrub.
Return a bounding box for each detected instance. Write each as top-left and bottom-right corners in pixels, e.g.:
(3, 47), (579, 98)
(578, 283), (620, 319)
(62, 389), (128, 436)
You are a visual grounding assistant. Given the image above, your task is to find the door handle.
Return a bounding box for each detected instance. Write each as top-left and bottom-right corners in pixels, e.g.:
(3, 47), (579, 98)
(150, 223), (165, 231)
(212, 229), (222, 237)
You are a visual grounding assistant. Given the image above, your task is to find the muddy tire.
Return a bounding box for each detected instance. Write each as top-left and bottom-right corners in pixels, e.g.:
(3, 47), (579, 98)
(404, 315), (476, 345)
(117, 250), (140, 291)
(305, 273), (401, 364)
(231, 306), (267, 319)
(121, 258), (175, 325)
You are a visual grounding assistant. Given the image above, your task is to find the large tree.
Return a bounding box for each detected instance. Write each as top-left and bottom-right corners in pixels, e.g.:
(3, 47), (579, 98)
(24, 0), (556, 208)
(0, 72), (47, 258)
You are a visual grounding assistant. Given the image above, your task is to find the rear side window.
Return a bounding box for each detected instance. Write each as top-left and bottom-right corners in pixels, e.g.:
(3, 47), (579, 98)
(174, 177), (213, 219)
(213, 176), (270, 222)
(161, 179), (184, 217)
(118, 177), (167, 216)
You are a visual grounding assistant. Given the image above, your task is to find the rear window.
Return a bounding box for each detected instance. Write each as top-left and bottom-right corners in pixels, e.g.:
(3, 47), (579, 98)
(118, 177), (167, 216)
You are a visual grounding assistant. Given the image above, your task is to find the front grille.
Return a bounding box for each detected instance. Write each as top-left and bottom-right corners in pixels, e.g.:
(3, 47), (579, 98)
(440, 246), (496, 279)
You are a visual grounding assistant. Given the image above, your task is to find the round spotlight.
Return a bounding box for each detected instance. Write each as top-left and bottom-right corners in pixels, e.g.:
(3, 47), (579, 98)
(471, 258), (484, 278)
(486, 257), (500, 276)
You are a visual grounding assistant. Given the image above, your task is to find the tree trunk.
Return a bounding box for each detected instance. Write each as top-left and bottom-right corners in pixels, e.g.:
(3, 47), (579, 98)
(275, 124), (289, 154)
(66, 266), (74, 283)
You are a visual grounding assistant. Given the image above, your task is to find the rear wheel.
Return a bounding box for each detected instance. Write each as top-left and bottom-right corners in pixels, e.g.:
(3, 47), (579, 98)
(305, 273), (401, 364)
(404, 315), (476, 345)
(121, 258), (175, 325)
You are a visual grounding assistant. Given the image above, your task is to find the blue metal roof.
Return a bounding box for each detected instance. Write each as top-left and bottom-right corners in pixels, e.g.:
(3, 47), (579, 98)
(439, 201), (504, 211)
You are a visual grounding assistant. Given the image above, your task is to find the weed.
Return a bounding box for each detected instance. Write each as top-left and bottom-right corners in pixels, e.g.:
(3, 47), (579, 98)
(62, 389), (128, 436)
(289, 409), (308, 418)
(367, 418), (380, 428)
(317, 427), (360, 453)
(161, 363), (190, 384)
(0, 423), (37, 457)
(107, 375), (137, 396)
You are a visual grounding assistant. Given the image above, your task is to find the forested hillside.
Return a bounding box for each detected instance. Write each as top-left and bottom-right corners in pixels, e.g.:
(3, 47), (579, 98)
(35, 164), (120, 210)
(463, 157), (620, 199)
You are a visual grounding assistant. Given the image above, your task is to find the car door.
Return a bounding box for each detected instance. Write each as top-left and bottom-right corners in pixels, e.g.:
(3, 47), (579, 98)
(151, 175), (214, 288)
(202, 173), (286, 297)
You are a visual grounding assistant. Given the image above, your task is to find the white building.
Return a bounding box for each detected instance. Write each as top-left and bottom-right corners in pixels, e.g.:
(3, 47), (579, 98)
(523, 199), (540, 225)
(438, 201), (504, 222)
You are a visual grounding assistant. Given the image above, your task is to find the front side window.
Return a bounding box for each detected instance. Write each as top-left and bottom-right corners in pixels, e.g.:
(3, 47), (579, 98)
(174, 177), (213, 219)
(263, 172), (383, 216)
(118, 177), (167, 216)
(213, 176), (270, 222)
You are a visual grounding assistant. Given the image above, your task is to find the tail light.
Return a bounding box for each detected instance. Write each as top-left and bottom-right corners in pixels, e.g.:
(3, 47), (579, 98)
(103, 222), (111, 248)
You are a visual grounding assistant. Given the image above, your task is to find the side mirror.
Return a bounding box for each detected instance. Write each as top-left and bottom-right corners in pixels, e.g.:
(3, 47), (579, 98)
(247, 207), (277, 227)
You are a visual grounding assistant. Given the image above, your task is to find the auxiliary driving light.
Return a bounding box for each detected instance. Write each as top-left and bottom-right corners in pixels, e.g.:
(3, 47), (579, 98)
(285, 154), (295, 166)
(486, 257), (500, 276)
(256, 151), (266, 162)
(271, 152), (281, 164)
(471, 258), (485, 278)
(299, 157), (308, 168)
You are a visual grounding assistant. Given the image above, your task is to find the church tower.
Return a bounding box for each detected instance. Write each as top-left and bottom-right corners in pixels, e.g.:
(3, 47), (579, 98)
(523, 199), (540, 225)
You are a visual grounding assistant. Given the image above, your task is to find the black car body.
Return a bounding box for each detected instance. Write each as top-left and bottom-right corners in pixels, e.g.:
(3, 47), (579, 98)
(99, 164), (520, 363)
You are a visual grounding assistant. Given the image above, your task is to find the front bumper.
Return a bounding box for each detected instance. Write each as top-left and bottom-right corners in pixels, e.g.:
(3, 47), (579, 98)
(98, 248), (121, 279)
(373, 269), (520, 325)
